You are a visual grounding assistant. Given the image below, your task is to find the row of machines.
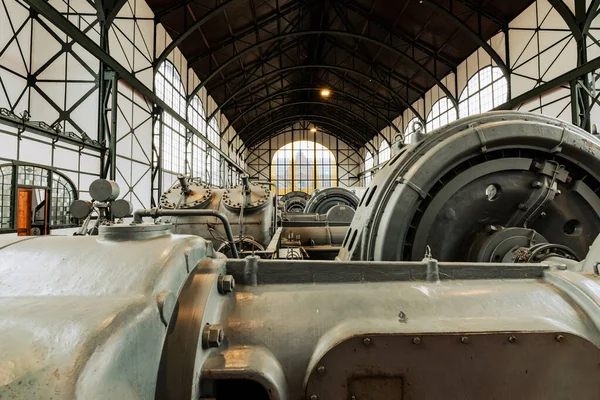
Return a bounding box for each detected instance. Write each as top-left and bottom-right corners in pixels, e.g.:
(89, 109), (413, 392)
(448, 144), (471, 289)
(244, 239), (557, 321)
(155, 175), (362, 259)
(3, 111), (600, 399)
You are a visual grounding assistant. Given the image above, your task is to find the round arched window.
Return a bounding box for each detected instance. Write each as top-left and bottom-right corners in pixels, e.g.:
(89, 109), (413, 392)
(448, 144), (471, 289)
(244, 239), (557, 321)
(271, 141), (337, 196)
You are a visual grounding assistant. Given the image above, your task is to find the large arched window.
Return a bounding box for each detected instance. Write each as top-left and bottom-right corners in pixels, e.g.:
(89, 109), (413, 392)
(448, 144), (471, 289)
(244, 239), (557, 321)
(155, 60), (186, 174)
(459, 66), (508, 117)
(188, 96), (207, 181)
(404, 117), (422, 144)
(364, 150), (374, 186)
(426, 97), (457, 132)
(207, 117), (221, 187)
(378, 141), (390, 165)
(208, 117), (220, 147)
(271, 141), (337, 196)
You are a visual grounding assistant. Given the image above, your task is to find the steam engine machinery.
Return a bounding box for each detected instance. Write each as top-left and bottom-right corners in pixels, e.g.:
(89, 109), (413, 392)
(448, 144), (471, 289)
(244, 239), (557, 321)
(279, 191), (311, 213)
(158, 175), (276, 256)
(5, 112), (600, 399)
(277, 187), (360, 259)
(303, 186), (360, 214)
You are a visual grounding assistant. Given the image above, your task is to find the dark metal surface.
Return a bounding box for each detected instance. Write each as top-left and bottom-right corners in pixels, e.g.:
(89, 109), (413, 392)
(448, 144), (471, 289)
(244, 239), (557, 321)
(339, 112), (600, 262)
(280, 191), (310, 213)
(304, 187), (359, 214)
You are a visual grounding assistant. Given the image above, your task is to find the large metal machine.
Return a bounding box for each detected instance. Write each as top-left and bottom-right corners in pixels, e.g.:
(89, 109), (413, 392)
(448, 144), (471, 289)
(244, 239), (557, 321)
(4, 112), (600, 399)
(339, 112), (600, 263)
(159, 175), (276, 255)
(303, 186), (360, 214)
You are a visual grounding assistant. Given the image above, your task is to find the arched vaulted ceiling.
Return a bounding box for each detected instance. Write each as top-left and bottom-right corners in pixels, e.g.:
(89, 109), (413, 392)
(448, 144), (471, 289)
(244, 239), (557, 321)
(147, 0), (534, 150)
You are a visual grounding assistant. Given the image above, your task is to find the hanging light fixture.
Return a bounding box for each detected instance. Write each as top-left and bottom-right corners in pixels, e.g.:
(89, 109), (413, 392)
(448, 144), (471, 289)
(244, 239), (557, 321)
(310, 127), (317, 133)
(320, 88), (331, 98)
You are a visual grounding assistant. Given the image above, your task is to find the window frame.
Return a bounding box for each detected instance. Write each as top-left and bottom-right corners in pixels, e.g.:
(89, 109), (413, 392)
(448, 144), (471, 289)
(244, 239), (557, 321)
(378, 141), (390, 165)
(458, 66), (508, 118)
(426, 97), (457, 133)
(271, 141), (337, 196)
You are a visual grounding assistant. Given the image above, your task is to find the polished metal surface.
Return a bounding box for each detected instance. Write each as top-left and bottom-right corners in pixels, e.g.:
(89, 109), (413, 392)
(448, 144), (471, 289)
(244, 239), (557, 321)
(0, 232), (214, 399)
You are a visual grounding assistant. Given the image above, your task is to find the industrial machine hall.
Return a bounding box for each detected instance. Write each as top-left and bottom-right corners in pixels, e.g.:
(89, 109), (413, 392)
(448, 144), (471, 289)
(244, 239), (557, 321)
(6, 0), (600, 398)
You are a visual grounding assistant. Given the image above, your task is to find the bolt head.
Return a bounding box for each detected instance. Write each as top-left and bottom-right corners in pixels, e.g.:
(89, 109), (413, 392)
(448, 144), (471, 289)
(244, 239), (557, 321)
(363, 337), (371, 346)
(310, 395), (318, 400)
(317, 365), (325, 375)
(461, 336), (469, 344)
(508, 335), (517, 343)
(412, 336), (421, 345)
(202, 324), (224, 349)
(532, 181), (543, 188)
(485, 225), (499, 233)
(555, 334), (565, 342)
(218, 275), (235, 294)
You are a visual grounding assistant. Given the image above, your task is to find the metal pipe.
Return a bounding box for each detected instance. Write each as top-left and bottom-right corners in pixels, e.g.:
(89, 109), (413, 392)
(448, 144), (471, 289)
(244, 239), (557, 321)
(132, 208), (239, 258)
(177, 175), (191, 195)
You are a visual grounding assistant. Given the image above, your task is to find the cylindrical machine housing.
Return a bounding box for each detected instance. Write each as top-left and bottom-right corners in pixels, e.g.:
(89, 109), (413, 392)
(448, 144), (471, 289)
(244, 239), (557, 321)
(303, 187), (360, 214)
(160, 180), (275, 253)
(339, 112), (600, 262)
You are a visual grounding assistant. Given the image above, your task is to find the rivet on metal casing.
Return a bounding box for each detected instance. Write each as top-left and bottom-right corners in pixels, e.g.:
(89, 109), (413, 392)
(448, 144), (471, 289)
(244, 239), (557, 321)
(310, 395), (318, 400)
(508, 335), (517, 343)
(317, 365), (325, 375)
(461, 336), (469, 344)
(412, 337), (421, 345)
(202, 324), (224, 349)
(363, 337), (371, 346)
(555, 334), (565, 342)
(217, 275), (235, 294)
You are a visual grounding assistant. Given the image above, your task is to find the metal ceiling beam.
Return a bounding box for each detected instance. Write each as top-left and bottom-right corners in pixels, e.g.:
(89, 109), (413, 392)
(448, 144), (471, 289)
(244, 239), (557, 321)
(494, 56), (600, 110)
(582, 0), (600, 35)
(241, 117), (368, 152)
(187, 1), (305, 65)
(0, 110), (104, 151)
(237, 114), (377, 154)
(336, 0), (457, 70)
(421, 0), (510, 84)
(206, 34), (426, 105)
(246, 123), (367, 158)
(243, 126), (366, 161)
(454, 0), (507, 26)
(203, 64), (425, 125)
(154, 0), (190, 19)
(189, 30), (457, 107)
(154, 0), (241, 71)
(232, 101), (382, 142)
(223, 87), (401, 139)
(22, 0), (244, 172)
(322, 36), (428, 96)
(104, 0), (129, 26)
(546, 0), (583, 40)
